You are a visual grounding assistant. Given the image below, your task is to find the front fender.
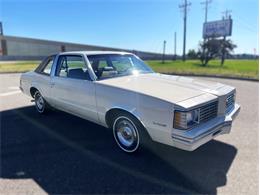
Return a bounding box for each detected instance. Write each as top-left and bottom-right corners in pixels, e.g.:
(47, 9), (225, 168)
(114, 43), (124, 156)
(95, 83), (174, 144)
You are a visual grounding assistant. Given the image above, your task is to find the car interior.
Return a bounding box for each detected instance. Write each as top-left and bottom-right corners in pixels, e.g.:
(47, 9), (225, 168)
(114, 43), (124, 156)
(57, 55), (91, 80)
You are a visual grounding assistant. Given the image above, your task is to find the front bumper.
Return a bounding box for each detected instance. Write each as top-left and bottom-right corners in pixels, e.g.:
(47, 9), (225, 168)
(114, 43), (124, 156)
(171, 103), (240, 151)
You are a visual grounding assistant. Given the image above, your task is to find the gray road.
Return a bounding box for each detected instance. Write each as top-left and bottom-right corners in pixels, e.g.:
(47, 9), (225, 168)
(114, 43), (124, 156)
(0, 73), (258, 195)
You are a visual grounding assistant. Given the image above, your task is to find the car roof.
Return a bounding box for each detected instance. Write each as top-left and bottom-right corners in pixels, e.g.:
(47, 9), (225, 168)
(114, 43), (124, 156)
(59, 51), (133, 56)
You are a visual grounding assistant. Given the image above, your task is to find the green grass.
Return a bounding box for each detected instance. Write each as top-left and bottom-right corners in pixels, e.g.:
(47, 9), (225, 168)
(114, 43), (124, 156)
(147, 59), (259, 79)
(0, 61), (40, 73)
(0, 59), (258, 79)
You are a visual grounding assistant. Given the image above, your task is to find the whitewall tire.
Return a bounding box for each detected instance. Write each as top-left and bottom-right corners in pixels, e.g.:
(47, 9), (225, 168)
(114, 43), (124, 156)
(112, 112), (150, 153)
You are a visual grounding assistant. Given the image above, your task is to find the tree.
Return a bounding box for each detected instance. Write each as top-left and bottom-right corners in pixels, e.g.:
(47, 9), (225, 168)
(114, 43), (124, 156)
(197, 38), (236, 66)
(219, 39), (237, 66)
(187, 49), (197, 59)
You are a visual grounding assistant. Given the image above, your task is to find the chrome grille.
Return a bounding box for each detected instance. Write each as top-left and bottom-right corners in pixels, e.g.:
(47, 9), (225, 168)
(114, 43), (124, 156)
(226, 93), (235, 113)
(199, 101), (218, 122)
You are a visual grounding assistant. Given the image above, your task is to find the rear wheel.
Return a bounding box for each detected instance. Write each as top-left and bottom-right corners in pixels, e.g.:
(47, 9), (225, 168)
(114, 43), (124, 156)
(34, 91), (48, 114)
(112, 112), (151, 153)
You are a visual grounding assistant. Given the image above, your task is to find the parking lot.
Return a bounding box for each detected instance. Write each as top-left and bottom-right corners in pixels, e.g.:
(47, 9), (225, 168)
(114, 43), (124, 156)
(0, 73), (258, 194)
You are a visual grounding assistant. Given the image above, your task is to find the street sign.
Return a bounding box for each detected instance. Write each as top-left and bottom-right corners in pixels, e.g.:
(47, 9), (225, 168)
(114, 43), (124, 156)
(203, 19), (232, 38)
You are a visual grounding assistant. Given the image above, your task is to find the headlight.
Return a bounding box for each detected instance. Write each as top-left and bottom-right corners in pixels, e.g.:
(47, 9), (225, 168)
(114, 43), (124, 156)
(173, 109), (200, 130)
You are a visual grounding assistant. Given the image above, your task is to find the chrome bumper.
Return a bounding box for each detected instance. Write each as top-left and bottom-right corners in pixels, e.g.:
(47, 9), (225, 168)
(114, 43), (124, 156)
(171, 103), (241, 151)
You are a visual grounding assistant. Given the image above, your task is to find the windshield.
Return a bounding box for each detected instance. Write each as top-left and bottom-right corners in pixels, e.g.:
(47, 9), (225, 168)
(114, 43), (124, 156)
(87, 54), (154, 80)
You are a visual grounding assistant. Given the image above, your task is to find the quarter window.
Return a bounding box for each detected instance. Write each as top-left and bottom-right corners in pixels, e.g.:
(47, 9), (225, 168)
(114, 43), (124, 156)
(56, 55), (90, 80)
(42, 59), (53, 75)
(35, 55), (55, 75)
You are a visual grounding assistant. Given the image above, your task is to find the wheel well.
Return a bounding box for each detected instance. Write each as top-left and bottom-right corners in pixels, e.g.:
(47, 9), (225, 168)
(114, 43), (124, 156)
(105, 108), (152, 141)
(105, 108), (141, 129)
(30, 87), (38, 98)
(105, 108), (124, 128)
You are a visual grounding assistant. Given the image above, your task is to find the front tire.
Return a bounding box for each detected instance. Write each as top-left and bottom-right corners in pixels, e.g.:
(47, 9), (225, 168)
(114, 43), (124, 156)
(112, 112), (150, 153)
(34, 91), (48, 114)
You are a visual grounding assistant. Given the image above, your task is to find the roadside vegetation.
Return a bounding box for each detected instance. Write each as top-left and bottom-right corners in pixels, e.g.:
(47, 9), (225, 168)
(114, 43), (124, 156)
(196, 38), (237, 66)
(0, 61), (40, 73)
(147, 59), (258, 79)
(0, 59), (258, 80)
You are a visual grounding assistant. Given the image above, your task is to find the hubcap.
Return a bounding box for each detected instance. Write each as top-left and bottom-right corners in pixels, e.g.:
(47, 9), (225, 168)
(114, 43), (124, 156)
(35, 93), (44, 111)
(114, 117), (138, 150)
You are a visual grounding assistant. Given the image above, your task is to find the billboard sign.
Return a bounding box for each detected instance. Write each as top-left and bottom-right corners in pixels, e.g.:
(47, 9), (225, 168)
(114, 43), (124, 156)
(203, 19), (232, 38)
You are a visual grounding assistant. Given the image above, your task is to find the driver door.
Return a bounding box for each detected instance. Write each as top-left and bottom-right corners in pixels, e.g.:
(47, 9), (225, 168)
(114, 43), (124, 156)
(50, 54), (99, 123)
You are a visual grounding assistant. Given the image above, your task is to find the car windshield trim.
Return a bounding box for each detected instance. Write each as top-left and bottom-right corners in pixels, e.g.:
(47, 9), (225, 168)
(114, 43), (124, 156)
(87, 54), (154, 80)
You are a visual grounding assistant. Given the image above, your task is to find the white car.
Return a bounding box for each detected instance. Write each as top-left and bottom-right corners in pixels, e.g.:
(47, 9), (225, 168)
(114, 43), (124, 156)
(20, 51), (240, 153)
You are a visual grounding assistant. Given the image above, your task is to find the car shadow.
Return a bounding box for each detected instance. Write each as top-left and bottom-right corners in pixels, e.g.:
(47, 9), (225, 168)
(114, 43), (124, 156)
(1, 106), (237, 194)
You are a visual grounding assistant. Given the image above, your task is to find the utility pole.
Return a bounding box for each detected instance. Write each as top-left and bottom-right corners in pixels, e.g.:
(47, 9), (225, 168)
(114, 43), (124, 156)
(221, 9), (232, 65)
(201, 0), (212, 23)
(201, 0), (212, 64)
(162, 40), (166, 63)
(253, 48), (257, 60)
(179, 0), (191, 62)
(174, 32), (177, 60)
(0, 22), (3, 35)
(222, 9), (232, 20)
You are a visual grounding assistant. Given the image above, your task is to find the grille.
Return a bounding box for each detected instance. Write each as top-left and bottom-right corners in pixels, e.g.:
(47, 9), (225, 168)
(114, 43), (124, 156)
(199, 101), (218, 123)
(226, 93), (235, 113)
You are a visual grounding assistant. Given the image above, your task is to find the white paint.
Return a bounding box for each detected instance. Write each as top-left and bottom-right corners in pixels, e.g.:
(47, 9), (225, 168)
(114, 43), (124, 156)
(8, 86), (20, 90)
(0, 90), (21, 97)
(20, 51), (240, 152)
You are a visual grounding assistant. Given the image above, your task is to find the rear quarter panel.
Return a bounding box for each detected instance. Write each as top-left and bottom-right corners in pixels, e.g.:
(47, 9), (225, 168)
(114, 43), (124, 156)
(20, 71), (35, 96)
(20, 71), (51, 101)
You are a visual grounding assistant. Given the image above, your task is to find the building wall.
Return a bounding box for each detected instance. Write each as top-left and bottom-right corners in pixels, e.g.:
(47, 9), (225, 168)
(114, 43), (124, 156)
(7, 40), (61, 56)
(0, 35), (175, 60)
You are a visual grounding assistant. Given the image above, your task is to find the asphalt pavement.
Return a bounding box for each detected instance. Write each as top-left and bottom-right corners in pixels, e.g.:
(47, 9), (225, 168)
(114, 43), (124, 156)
(0, 73), (258, 195)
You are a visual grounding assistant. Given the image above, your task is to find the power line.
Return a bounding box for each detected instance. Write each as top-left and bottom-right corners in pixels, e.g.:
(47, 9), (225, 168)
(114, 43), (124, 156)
(179, 0), (191, 62)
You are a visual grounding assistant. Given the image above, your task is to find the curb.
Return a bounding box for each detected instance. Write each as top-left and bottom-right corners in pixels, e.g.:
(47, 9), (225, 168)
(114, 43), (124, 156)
(162, 72), (259, 82)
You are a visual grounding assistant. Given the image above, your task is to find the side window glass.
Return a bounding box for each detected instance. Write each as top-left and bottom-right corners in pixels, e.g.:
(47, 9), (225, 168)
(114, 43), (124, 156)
(57, 55), (90, 80)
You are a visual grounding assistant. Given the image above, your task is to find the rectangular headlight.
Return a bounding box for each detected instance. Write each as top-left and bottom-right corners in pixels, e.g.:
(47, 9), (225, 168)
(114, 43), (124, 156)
(173, 109), (200, 130)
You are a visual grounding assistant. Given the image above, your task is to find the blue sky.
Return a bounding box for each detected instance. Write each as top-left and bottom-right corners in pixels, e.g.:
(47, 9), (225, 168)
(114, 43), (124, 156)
(0, 0), (258, 54)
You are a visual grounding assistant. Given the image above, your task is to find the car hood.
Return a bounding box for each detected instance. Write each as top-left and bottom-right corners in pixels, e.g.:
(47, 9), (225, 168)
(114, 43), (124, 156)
(96, 73), (234, 104)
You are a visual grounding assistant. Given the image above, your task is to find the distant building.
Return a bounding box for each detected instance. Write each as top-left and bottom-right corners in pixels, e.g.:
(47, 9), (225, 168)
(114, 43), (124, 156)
(0, 35), (175, 61)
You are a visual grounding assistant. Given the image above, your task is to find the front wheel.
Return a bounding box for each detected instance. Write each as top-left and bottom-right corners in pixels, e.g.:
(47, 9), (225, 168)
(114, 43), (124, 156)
(112, 113), (150, 153)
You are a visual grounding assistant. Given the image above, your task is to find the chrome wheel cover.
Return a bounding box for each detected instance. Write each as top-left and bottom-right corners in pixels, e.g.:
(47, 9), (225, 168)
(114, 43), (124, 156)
(35, 92), (45, 113)
(113, 116), (139, 152)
